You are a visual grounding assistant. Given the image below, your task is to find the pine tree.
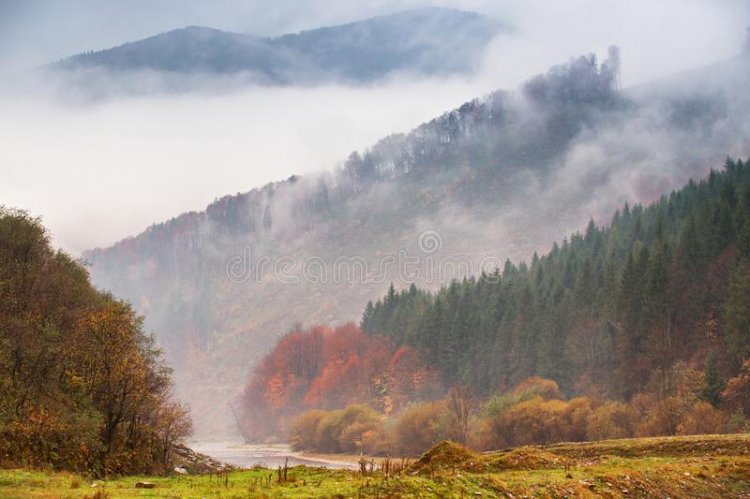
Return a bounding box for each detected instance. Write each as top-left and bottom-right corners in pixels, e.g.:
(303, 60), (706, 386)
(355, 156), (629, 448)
(361, 301), (375, 333)
(725, 259), (750, 359)
(700, 350), (725, 406)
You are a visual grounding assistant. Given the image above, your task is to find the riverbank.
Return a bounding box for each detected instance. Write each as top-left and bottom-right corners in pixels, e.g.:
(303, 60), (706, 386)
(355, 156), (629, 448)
(2, 434), (750, 497)
(189, 441), (361, 470)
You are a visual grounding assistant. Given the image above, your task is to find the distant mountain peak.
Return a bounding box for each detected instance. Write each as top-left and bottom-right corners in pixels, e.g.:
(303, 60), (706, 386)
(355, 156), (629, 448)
(48, 8), (504, 90)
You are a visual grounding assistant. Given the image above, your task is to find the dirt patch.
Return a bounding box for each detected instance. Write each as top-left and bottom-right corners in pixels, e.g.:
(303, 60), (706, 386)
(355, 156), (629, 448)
(541, 434), (750, 459)
(410, 441), (485, 473)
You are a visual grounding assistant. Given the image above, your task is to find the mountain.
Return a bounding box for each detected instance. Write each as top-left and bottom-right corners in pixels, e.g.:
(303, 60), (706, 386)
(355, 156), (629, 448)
(83, 47), (750, 436)
(51, 8), (504, 85)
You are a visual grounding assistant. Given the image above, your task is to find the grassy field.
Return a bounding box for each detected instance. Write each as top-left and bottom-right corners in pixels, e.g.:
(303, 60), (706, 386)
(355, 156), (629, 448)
(2, 434), (750, 498)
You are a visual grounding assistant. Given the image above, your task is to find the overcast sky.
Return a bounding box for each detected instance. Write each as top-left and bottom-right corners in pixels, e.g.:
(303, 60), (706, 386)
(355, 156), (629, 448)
(0, 0), (748, 254)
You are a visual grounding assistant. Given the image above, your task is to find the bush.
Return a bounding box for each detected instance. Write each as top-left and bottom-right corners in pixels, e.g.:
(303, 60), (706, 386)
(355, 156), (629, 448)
(291, 404), (382, 453)
(677, 401), (726, 435)
(314, 410), (346, 453)
(393, 401), (450, 456)
(337, 405), (382, 454)
(586, 401), (636, 440)
(480, 396), (594, 448)
(634, 393), (696, 437)
(289, 410), (327, 451)
(360, 423), (396, 456)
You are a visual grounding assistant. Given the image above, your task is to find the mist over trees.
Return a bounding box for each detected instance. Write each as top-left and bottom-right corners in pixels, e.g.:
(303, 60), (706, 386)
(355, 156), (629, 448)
(239, 324), (441, 442)
(3, 2), (750, 486)
(523, 46), (621, 105)
(338, 46), (623, 192)
(84, 45), (750, 436)
(0, 209), (190, 474)
(363, 159), (750, 397)
(240, 159), (750, 455)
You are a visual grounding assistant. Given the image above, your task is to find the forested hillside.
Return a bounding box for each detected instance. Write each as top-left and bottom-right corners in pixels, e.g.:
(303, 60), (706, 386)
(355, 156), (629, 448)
(0, 209), (190, 474)
(363, 158), (750, 398)
(84, 48), (750, 435)
(241, 159), (750, 455)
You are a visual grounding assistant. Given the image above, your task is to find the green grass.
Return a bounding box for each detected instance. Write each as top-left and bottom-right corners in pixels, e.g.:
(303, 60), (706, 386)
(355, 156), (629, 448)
(3, 434), (750, 497)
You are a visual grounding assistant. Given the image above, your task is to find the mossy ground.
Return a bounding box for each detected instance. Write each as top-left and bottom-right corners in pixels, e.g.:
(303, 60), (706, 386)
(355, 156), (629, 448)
(2, 434), (750, 498)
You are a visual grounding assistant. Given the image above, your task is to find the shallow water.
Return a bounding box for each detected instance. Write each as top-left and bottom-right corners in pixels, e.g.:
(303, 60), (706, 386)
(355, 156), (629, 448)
(190, 442), (358, 470)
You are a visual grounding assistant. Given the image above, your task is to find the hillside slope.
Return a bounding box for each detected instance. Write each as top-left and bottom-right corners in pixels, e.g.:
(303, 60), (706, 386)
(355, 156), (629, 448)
(84, 50), (750, 436)
(363, 158), (750, 398)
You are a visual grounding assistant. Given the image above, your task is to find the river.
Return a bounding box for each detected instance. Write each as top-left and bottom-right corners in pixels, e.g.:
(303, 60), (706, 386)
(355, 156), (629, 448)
(190, 442), (358, 470)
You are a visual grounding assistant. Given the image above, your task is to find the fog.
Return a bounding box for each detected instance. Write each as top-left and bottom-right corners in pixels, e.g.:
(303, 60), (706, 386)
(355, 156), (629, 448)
(0, 78), (488, 254)
(0, 0), (748, 255)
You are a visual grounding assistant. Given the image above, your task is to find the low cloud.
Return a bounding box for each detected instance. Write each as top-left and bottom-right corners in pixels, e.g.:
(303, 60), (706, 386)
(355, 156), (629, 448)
(0, 0), (748, 256)
(0, 76), (492, 254)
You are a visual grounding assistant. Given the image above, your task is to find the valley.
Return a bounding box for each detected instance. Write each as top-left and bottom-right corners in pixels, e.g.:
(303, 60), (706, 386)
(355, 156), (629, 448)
(2, 3), (750, 497)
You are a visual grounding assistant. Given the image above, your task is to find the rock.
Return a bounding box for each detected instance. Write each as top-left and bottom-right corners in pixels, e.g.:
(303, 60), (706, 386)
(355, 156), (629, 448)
(135, 481), (156, 489)
(171, 444), (228, 473)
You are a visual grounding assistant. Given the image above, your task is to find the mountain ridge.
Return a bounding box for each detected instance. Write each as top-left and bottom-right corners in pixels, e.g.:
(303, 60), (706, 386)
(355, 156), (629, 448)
(50, 8), (504, 85)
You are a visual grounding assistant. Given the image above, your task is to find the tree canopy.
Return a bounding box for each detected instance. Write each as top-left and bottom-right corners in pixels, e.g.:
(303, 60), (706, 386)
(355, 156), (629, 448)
(0, 209), (190, 474)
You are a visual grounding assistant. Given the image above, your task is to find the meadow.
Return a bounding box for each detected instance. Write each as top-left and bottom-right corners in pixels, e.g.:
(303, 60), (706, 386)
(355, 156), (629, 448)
(2, 434), (750, 498)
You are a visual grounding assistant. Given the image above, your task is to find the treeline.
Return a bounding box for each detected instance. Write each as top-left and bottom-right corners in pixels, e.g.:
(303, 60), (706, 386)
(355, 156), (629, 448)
(239, 324), (441, 441)
(363, 158), (750, 405)
(0, 209), (190, 475)
(290, 371), (749, 457)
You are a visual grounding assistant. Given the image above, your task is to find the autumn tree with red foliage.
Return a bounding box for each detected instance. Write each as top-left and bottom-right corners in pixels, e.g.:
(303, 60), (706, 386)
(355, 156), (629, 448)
(239, 323), (440, 440)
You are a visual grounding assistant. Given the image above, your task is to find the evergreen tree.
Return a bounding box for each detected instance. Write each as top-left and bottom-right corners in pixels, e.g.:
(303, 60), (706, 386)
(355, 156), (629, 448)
(700, 350), (725, 406)
(361, 301), (375, 333)
(725, 259), (750, 359)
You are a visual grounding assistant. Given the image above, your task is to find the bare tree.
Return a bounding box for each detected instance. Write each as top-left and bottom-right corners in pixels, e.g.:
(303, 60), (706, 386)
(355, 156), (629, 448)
(447, 385), (476, 445)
